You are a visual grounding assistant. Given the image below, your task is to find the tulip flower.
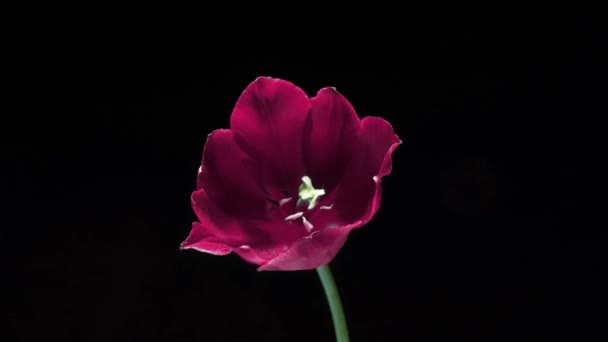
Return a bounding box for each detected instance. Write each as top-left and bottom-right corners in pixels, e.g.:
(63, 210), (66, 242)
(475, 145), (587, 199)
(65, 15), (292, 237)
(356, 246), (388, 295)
(182, 76), (400, 341)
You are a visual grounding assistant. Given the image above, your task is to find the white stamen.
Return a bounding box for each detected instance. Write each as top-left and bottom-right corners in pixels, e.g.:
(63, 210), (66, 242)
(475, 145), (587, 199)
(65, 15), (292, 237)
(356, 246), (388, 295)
(302, 216), (314, 232)
(320, 204), (333, 210)
(284, 211), (304, 221)
(279, 197), (292, 206)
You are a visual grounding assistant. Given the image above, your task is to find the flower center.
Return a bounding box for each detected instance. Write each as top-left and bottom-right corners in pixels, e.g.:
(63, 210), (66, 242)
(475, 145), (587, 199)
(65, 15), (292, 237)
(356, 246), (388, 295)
(296, 176), (325, 210)
(281, 176), (328, 232)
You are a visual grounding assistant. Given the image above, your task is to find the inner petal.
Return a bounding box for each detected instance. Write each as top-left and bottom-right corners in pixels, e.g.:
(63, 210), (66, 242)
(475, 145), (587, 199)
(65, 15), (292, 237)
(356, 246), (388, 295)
(304, 87), (361, 190)
(230, 77), (311, 191)
(197, 129), (268, 220)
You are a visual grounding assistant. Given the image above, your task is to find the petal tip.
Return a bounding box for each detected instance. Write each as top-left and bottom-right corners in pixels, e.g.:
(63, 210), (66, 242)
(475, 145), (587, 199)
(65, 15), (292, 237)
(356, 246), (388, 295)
(206, 128), (231, 139)
(252, 76), (284, 86)
(181, 242), (233, 256)
(316, 86), (339, 96)
(179, 241), (194, 251)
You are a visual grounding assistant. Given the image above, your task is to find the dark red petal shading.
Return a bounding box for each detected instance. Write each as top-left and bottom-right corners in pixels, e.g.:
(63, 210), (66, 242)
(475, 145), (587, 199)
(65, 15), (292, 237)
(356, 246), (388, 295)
(334, 117), (401, 224)
(305, 87), (361, 189)
(182, 189), (306, 265)
(230, 77), (311, 191)
(196, 129), (267, 220)
(188, 189), (269, 247)
(257, 222), (362, 271)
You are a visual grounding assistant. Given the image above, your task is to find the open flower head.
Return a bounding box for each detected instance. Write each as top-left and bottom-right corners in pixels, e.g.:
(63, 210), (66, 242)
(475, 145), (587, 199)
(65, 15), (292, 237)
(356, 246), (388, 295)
(181, 77), (401, 271)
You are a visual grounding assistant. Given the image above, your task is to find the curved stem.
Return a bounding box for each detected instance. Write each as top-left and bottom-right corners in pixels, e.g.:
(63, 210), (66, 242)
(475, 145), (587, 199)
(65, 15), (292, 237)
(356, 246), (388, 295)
(316, 264), (350, 342)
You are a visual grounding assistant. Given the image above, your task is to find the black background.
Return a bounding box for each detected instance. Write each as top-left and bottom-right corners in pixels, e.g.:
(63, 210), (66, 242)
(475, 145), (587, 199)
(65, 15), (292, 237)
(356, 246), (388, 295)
(6, 16), (604, 340)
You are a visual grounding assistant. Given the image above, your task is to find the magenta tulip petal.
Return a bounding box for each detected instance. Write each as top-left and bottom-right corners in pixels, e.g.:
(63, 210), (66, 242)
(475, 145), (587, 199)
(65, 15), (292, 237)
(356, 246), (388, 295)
(334, 117), (401, 224)
(183, 188), (313, 265)
(306, 87), (360, 189)
(182, 222), (289, 265)
(197, 129), (268, 220)
(230, 77), (311, 191)
(187, 189), (265, 247)
(182, 77), (400, 271)
(258, 223), (361, 271)
(180, 222), (234, 255)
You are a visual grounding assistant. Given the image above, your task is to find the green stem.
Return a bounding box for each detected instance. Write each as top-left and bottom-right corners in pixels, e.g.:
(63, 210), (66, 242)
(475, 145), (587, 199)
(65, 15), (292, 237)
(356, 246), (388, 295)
(316, 264), (350, 342)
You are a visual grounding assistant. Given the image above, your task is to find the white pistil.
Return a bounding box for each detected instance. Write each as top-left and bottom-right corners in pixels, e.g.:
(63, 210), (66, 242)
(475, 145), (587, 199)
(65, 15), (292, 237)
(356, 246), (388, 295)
(320, 204), (333, 210)
(284, 211), (304, 222)
(297, 176), (326, 210)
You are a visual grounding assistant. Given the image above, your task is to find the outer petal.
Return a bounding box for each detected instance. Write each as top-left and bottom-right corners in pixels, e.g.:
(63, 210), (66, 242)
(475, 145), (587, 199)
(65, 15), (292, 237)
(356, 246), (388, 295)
(230, 77), (311, 191)
(305, 87), (361, 189)
(334, 117), (401, 224)
(197, 129), (267, 220)
(257, 222), (362, 271)
(182, 222), (289, 265)
(182, 189), (307, 266)
(180, 222), (234, 256)
(188, 189), (271, 246)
